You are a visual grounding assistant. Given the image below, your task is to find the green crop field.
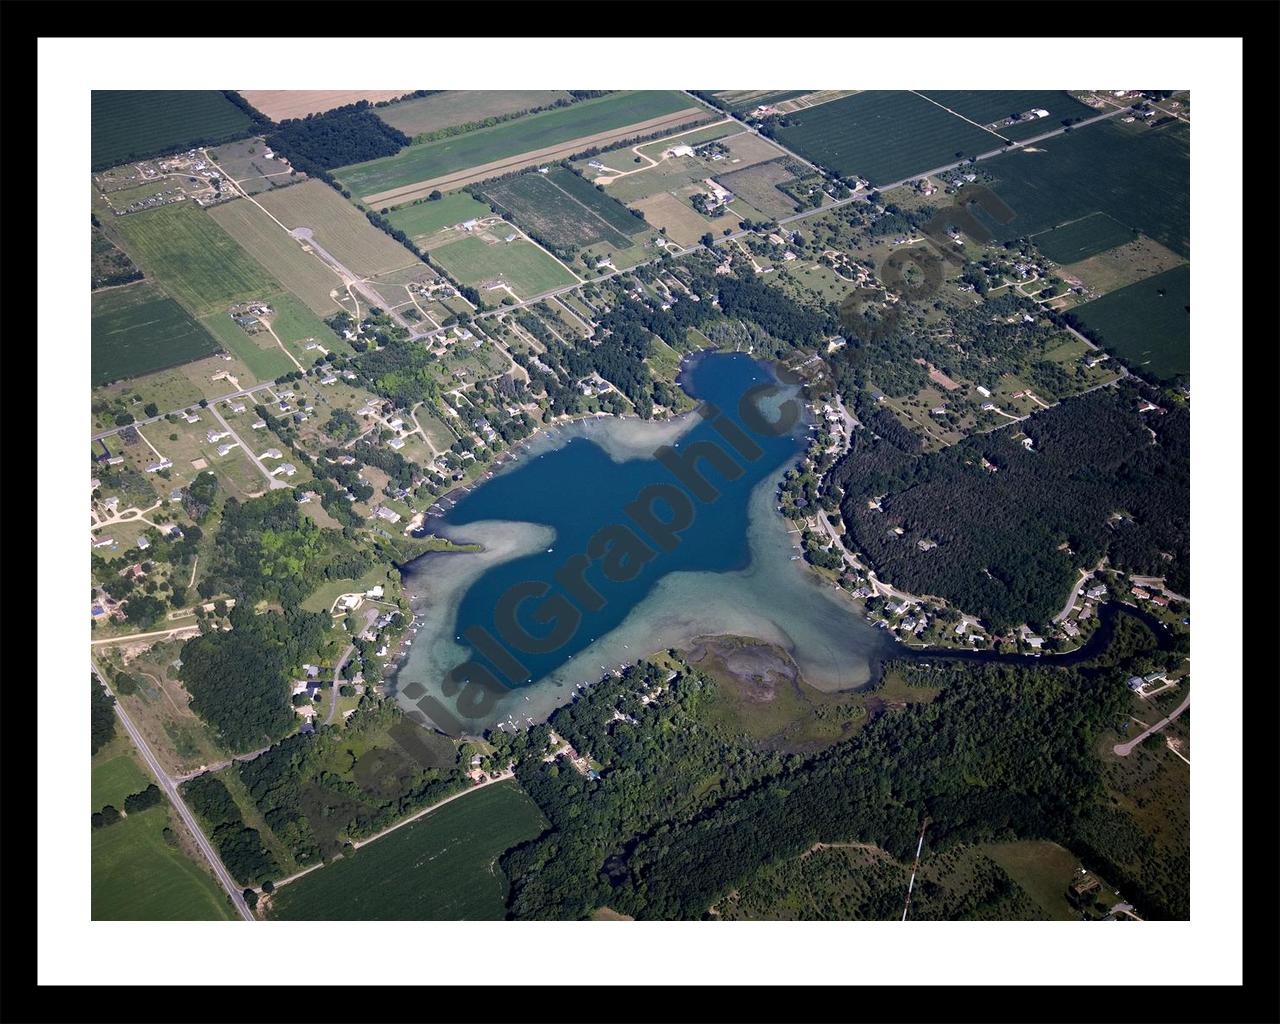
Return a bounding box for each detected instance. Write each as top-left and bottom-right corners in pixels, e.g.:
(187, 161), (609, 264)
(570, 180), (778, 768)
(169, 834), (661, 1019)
(1067, 264), (1190, 383)
(92, 282), (221, 385)
(432, 235), (577, 300)
(92, 806), (236, 920)
(386, 192), (493, 245)
(714, 159), (799, 219)
(1033, 212), (1138, 263)
(92, 754), (150, 811)
(480, 168), (642, 252)
(92, 90), (254, 171)
(978, 119), (1190, 258)
(774, 91), (1000, 186)
(109, 202), (279, 315)
(376, 90), (573, 137)
(919, 90), (1099, 140)
(267, 781), (547, 920)
(208, 197), (345, 314)
(335, 91), (697, 198)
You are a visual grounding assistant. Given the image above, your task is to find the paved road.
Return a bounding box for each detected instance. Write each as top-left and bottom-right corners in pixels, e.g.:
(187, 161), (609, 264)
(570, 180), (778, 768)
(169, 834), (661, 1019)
(91, 659), (254, 920)
(1113, 692), (1191, 757)
(209, 403), (288, 491)
(325, 643), (356, 726)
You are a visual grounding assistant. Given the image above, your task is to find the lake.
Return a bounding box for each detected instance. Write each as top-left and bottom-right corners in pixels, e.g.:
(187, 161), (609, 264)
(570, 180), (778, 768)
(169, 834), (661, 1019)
(393, 351), (898, 735)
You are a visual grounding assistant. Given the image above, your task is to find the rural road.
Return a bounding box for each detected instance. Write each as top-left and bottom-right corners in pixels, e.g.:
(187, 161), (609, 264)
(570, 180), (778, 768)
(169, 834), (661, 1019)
(1113, 692), (1191, 757)
(325, 643), (357, 726)
(91, 659), (255, 921)
(91, 624), (202, 647)
(209, 404), (289, 490)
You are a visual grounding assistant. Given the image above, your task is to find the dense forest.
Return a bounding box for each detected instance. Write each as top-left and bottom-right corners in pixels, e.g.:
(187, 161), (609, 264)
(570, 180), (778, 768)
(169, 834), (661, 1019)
(830, 384), (1189, 628)
(179, 605), (333, 751)
(91, 677), (116, 754)
(237, 701), (466, 868)
(197, 490), (371, 607)
(181, 773), (279, 886)
(489, 610), (1186, 920)
(264, 105), (410, 173)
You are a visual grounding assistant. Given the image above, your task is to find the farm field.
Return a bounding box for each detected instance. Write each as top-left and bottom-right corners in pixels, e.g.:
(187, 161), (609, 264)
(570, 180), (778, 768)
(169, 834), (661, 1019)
(92, 282), (221, 386)
(336, 91), (704, 203)
(710, 90), (810, 114)
(92, 90), (254, 170)
(385, 192), (493, 247)
(1067, 264), (1190, 383)
(977, 119), (1190, 258)
(774, 90), (1000, 186)
(1058, 235), (1188, 294)
(91, 228), (142, 289)
(209, 196), (345, 313)
(630, 192), (746, 247)
(714, 159), (800, 219)
(239, 90), (410, 121)
(376, 90), (573, 137)
(432, 234), (578, 301)
(1032, 212), (1137, 263)
(254, 180), (421, 278)
(267, 780), (547, 920)
(92, 805), (235, 921)
(108, 202), (279, 316)
(92, 752), (150, 812)
(919, 90), (1099, 140)
(480, 167), (645, 252)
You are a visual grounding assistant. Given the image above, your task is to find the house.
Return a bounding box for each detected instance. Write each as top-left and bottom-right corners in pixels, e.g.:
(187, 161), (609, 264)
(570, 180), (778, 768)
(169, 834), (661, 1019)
(260, 448), (283, 460)
(93, 537), (115, 548)
(183, 412), (201, 423)
(251, 419), (267, 430)
(145, 458), (172, 472)
(169, 488), (184, 503)
(365, 585), (384, 599)
(207, 429), (231, 443)
(460, 218), (479, 231)
(375, 506), (402, 524)
(294, 703), (316, 720)
(668, 144), (694, 158)
(272, 463), (297, 477)
(340, 594), (362, 610)
(1024, 635), (1044, 649)
(387, 437), (406, 450)
(291, 681), (309, 696)
(107, 456), (125, 466)
(227, 402), (246, 414)
(304, 342), (321, 351)
(1086, 585), (1107, 600)
(136, 535), (151, 550)
(980, 401), (995, 411)
(975, 385), (991, 398)
(1127, 676), (1145, 692)
(296, 492), (312, 504)
(321, 375), (338, 385)
(387, 418), (405, 431)
(1131, 587), (1150, 600)
(216, 443), (240, 457)
(1150, 594), (1169, 607)
(869, 389), (886, 402)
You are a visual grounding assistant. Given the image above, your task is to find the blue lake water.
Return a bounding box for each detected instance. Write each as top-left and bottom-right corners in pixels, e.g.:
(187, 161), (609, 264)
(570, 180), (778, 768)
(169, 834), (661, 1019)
(394, 352), (898, 735)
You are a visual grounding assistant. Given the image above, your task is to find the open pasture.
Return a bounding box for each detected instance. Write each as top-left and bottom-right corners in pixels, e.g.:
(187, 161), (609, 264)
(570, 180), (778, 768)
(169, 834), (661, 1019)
(376, 90), (573, 137)
(978, 119), (1190, 258)
(209, 197), (344, 313)
(774, 90), (1001, 185)
(267, 780), (547, 920)
(255, 180), (421, 278)
(714, 159), (800, 219)
(208, 136), (304, 194)
(92, 283), (221, 386)
(1058, 235), (1187, 295)
(385, 192), (493, 248)
(92, 91), (254, 170)
(431, 234), (578, 301)
(337, 92), (703, 203)
(1067, 264), (1190, 383)
(93, 806), (235, 921)
(108, 202), (279, 316)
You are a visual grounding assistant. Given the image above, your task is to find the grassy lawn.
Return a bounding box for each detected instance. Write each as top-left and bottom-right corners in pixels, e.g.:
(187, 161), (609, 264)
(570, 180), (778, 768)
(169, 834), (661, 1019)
(981, 840), (1086, 920)
(302, 565), (397, 614)
(267, 780), (547, 920)
(386, 192), (493, 243)
(92, 753), (150, 811)
(92, 806), (236, 920)
(432, 235), (578, 300)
